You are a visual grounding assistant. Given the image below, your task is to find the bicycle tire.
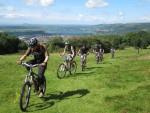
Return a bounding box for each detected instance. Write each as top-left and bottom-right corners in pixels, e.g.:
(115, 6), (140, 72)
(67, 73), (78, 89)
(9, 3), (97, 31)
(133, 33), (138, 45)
(71, 61), (77, 74)
(19, 81), (31, 112)
(57, 63), (66, 79)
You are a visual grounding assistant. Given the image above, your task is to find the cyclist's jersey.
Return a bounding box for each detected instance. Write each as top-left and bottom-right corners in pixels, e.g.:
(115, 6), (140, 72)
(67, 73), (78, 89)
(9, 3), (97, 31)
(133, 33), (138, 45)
(25, 44), (48, 64)
(65, 45), (72, 54)
(65, 45), (76, 56)
(80, 47), (88, 55)
(100, 48), (104, 53)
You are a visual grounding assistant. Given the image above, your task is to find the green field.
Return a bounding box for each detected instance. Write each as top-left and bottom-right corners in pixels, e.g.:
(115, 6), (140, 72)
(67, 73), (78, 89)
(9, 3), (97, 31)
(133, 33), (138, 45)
(0, 48), (150, 113)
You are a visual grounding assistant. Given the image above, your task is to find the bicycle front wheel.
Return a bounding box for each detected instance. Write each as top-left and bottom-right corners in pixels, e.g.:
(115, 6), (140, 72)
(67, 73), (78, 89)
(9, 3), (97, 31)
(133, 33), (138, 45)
(19, 81), (31, 112)
(57, 63), (66, 79)
(71, 61), (77, 74)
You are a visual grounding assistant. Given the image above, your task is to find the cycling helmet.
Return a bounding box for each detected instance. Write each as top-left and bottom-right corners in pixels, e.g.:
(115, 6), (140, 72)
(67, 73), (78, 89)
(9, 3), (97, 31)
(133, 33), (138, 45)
(28, 38), (38, 48)
(65, 41), (70, 45)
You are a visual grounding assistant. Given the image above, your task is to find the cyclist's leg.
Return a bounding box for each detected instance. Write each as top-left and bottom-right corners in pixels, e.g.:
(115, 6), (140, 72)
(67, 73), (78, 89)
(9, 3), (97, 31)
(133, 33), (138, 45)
(84, 54), (87, 66)
(65, 55), (70, 70)
(38, 65), (47, 92)
(68, 54), (73, 74)
(68, 54), (72, 70)
(80, 54), (83, 66)
(95, 52), (98, 59)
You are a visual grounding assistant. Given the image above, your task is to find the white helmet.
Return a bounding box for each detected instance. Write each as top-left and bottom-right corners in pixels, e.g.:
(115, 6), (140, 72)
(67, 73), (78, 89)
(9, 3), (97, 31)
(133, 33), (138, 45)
(28, 38), (38, 48)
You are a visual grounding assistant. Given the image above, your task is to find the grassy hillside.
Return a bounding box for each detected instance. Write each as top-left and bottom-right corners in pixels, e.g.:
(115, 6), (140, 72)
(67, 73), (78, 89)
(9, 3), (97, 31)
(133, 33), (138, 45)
(0, 48), (150, 113)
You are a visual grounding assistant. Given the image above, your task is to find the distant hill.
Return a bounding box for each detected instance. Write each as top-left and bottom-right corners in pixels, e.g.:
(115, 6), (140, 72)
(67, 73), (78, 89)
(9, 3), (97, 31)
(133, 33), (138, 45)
(95, 23), (150, 34)
(0, 23), (150, 37)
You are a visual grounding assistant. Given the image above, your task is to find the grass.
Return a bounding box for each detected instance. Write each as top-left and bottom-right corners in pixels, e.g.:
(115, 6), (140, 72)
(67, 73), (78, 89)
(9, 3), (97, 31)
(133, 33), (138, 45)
(0, 47), (150, 113)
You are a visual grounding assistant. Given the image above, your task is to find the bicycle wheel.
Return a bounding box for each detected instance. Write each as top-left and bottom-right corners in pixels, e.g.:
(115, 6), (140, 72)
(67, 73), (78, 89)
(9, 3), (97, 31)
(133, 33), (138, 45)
(70, 61), (77, 74)
(19, 82), (31, 112)
(57, 63), (66, 79)
(41, 76), (46, 95)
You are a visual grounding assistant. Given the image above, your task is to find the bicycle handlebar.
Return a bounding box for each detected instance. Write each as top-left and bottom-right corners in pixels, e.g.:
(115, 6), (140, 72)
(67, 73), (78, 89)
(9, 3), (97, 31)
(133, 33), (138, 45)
(21, 62), (39, 68)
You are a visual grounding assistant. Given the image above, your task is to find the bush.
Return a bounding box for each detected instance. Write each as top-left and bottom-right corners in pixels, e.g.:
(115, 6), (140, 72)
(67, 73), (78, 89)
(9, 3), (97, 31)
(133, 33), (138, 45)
(0, 32), (20, 54)
(0, 32), (28, 54)
(118, 43), (126, 50)
(18, 40), (28, 50)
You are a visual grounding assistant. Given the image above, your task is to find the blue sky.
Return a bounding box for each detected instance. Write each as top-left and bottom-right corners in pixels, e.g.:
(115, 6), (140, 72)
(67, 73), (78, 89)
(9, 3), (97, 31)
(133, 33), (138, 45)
(0, 0), (150, 25)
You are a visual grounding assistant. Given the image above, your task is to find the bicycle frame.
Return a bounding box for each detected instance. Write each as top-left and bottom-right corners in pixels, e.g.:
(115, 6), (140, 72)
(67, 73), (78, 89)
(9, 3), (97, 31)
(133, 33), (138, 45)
(22, 63), (38, 83)
(62, 55), (73, 70)
(19, 62), (47, 112)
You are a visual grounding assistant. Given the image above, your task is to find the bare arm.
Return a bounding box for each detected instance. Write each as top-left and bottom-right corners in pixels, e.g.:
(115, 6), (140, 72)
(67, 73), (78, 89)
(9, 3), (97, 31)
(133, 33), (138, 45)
(19, 48), (31, 61)
(43, 48), (49, 63)
(71, 46), (75, 56)
(78, 49), (81, 55)
(62, 46), (66, 56)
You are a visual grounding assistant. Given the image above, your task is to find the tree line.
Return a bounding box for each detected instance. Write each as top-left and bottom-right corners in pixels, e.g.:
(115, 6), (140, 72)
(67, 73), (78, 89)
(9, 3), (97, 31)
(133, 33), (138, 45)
(0, 31), (150, 55)
(47, 31), (150, 53)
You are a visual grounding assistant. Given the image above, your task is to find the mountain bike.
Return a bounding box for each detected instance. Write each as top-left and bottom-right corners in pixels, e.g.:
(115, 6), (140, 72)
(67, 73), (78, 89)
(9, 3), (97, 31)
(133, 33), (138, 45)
(57, 55), (77, 79)
(19, 62), (46, 112)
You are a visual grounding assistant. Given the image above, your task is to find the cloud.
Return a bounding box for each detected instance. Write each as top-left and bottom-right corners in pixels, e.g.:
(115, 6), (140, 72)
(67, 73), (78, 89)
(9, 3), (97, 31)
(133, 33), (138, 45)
(140, 16), (150, 21)
(0, 5), (27, 19)
(0, 5), (126, 24)
(75, 11), (126, 24)
(118, 12), (123, 17)
(118, 11), (124, 20)
(0, 4), (15, 11)
(86, 0), (108, 8)
(3, 13), (25, 19)
(25, 0), (54, 6)
(25, 0), (35, 5)
(0, 9), (126, 24)
(40, 0), (54, 6)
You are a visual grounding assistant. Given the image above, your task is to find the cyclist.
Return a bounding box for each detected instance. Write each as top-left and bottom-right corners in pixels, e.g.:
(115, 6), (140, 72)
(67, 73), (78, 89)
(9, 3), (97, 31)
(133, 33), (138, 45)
(110, 47), (115, 58)
(78, 44), (89, 67)
(17, 38), (49, 97)
(93, 43), (104, 62)
(61, 41), (76, 72)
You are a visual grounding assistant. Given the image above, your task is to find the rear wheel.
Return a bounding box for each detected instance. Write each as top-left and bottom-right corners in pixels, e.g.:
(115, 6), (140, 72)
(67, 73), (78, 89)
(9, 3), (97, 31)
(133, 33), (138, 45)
(57, 63), (66, 79)
(19, 82), (31, 112)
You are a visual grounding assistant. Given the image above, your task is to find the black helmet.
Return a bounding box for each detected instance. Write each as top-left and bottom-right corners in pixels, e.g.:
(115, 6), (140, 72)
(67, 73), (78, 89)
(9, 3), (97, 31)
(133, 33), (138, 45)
(28, 38), (38, 48)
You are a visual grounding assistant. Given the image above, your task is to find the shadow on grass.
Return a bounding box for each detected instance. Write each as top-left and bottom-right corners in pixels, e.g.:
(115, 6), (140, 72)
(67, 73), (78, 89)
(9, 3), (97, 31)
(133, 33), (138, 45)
(69, 66), (103, 77)
(44, 89), (90, 101)
(74, 71), (94, 76)
(28, 89), (90, 112)
(86, 66), (103, 70)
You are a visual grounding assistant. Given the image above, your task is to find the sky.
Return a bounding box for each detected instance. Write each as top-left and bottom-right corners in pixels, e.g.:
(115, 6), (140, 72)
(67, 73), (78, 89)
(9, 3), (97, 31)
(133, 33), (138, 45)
(0, 0), (150, 25)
